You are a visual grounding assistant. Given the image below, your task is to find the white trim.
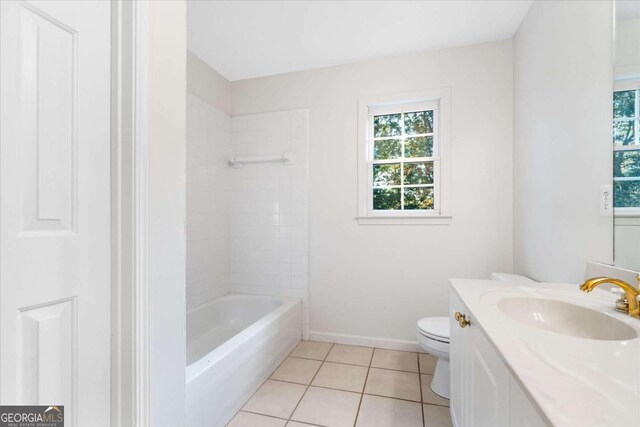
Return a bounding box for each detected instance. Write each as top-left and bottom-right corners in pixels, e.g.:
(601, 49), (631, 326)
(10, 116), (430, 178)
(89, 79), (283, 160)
(356, 215), (452, 226)
(111, 1), (150, 425)
(308, 331), (423, 352)
(133, 2), (150, 424)
(615, 216), (640, 226)
(357, 88), (452, 225)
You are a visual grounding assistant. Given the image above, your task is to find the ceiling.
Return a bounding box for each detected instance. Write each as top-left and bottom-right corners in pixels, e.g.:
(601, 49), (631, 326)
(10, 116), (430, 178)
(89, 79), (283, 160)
(188, 1), (533, 82)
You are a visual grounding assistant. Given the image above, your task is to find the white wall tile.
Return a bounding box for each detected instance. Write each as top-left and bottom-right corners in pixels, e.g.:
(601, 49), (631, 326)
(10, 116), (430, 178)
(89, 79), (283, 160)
(186, 94), (231, 309)
(229, 110), (310, 326)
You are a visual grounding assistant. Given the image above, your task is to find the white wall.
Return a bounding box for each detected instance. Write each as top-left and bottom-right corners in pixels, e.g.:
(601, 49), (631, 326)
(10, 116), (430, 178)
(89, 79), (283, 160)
(615, 18), (640, 78)
(187, 50), (231, 115)
(231, 41), (514, 345)
(513, 0), (614, 283)
(149, 1), (186, 425)
(186, 94), (231, 309)
(229, 110), (310, 334)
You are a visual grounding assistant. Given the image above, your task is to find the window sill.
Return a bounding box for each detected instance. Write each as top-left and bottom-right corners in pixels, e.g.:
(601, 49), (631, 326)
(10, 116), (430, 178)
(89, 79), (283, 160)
(355, 215), (452, 226)
(615, 208), (640, 218)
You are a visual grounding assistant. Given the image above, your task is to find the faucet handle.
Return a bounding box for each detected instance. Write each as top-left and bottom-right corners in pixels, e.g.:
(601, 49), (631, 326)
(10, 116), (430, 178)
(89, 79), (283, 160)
(615, 296), (629, 314)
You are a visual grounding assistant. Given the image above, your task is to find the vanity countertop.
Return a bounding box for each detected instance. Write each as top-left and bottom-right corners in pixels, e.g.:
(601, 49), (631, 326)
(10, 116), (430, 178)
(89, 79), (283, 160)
(450, 279), (640, 427)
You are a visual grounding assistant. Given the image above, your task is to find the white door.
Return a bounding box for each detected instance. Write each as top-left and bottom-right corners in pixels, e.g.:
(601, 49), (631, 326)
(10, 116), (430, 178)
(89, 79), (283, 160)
(0, 1), (111, 426)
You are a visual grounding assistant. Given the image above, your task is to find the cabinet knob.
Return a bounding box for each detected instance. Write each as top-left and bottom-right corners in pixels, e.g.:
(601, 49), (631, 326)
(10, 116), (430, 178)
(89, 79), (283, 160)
(454, 311), (470, 328)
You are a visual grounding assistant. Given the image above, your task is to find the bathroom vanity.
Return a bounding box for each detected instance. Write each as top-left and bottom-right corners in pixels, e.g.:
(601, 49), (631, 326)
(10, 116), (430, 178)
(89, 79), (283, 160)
(449, 279), (640, 427)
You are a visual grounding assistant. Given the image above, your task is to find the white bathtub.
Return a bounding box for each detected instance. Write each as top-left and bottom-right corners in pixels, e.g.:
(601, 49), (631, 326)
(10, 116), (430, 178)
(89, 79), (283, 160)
(185, 293), (302, 427)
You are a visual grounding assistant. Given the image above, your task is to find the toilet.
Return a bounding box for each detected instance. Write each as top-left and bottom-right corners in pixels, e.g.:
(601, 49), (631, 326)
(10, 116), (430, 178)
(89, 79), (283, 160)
(417, 317), (450, 398)
(417, 272), (534, 399)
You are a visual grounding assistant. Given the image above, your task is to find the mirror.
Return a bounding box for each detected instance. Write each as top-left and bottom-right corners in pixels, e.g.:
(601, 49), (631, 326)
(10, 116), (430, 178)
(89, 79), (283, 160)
(614, 1), (640, 271)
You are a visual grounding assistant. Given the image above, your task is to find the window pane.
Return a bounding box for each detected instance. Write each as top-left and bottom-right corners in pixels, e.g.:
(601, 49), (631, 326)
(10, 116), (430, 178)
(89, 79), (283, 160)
(614, 120), (636, 146)
(404, 187), (434, 210)
(373, 163), (401, 186)
(404, 136), (433, 158)
(404, 110), (433, 135)
(614, 180), (640, 208)
(373, 188), (401, 210)
(374, 114), (402, 137)
(404, 162), (433, 185)
(614, 90), (636, 119)
(615, 150), (640, 178)
(374, 139), (402, 160)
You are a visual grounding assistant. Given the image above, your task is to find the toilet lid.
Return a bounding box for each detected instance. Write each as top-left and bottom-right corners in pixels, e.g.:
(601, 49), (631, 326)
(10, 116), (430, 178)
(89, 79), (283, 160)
(417, 317), (450, 341)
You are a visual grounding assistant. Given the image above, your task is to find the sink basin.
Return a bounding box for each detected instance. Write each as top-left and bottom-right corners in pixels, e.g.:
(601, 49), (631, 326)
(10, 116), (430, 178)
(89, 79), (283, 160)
(497, 297), (638, 341)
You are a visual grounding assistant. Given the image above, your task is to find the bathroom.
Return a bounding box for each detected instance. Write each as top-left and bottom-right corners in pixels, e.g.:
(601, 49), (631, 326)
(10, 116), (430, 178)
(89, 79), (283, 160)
(0, 0), (638, 426)
(183, 1), (640, 426)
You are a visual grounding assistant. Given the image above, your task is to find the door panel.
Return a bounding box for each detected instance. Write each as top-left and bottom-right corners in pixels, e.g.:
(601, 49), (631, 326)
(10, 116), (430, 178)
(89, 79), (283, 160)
(1, 2), (111, 426)
(469, 325), (509, 427)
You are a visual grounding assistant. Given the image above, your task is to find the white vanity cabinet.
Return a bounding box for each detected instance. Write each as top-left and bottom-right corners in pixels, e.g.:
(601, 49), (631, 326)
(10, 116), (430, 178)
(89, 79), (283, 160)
(450, 290), (548, 427)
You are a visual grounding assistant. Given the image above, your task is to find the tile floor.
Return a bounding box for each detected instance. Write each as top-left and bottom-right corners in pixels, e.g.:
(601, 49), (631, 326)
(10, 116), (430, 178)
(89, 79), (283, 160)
(227, 341), (452, 427)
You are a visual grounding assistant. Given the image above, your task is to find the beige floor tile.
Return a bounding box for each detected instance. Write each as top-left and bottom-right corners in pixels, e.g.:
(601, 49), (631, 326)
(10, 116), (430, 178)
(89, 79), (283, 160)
(290, 341), (333, 360)
(227, 411), (287, 427)
(371, 349), (418, 372)
(421, 375), (450, 406)
(355, 395), (423, 427)
(311, 361), (368, 392)
(419, 353), (438, 374)
(286, 422), (321, 427)
(325, 344), (373, 366)
(291, 386), (361, 427)
(243, 380), (307, 419)
(364, 368), (421, 402)
(423, 404), (453, 427)
(271, 357), (322, 385)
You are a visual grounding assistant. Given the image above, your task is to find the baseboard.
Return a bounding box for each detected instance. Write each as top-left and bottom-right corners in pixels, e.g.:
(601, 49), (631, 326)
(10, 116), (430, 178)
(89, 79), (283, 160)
(308, 330), (422, 352)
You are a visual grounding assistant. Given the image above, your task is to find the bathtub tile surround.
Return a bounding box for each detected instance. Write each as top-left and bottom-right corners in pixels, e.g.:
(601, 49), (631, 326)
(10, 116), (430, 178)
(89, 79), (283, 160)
(230, 341), (452, 427)
(186, 97), (310, 321)
(229, 109), (310, 335)
(186, 94), (232, 309)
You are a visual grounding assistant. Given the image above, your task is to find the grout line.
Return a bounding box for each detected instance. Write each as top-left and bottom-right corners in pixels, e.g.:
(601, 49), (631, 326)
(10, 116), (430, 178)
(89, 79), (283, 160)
(270, 378), (363, 395)
(287, 342), (335, 423)
(290, 354), (421, 374)
(285, 420), (327, 427)
(417, 353), (426, 427)
(234, 343), (301, 419)
(265, 378), (449, 407)
(238, 410), (289, 422)
(352, 346), (376, 427)
(229, 342), (448, 426)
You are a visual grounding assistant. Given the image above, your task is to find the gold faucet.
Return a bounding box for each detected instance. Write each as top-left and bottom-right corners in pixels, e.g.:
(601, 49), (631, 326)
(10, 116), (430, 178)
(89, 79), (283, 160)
(579, 276), (640, 318)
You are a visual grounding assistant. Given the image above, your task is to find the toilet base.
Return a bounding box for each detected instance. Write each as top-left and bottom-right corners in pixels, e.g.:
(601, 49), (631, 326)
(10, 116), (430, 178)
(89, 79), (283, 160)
(430, 358), (450, 399)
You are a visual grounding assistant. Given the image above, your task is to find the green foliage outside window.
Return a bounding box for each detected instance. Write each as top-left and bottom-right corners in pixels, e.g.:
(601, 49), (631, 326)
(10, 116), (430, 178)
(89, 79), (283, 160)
(613, 89), (640, 208)
(372, 110), (436, 211)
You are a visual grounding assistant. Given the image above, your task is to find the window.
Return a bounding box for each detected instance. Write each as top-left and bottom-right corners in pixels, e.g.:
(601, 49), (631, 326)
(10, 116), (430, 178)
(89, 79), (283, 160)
(357, 89), (451, 225)
(614, 83), (640, 212)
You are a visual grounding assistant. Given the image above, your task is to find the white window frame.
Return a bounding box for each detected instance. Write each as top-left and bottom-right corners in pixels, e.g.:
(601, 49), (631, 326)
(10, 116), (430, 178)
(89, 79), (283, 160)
(614, 79), (640, 217)
(357, 88), (452, 225)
